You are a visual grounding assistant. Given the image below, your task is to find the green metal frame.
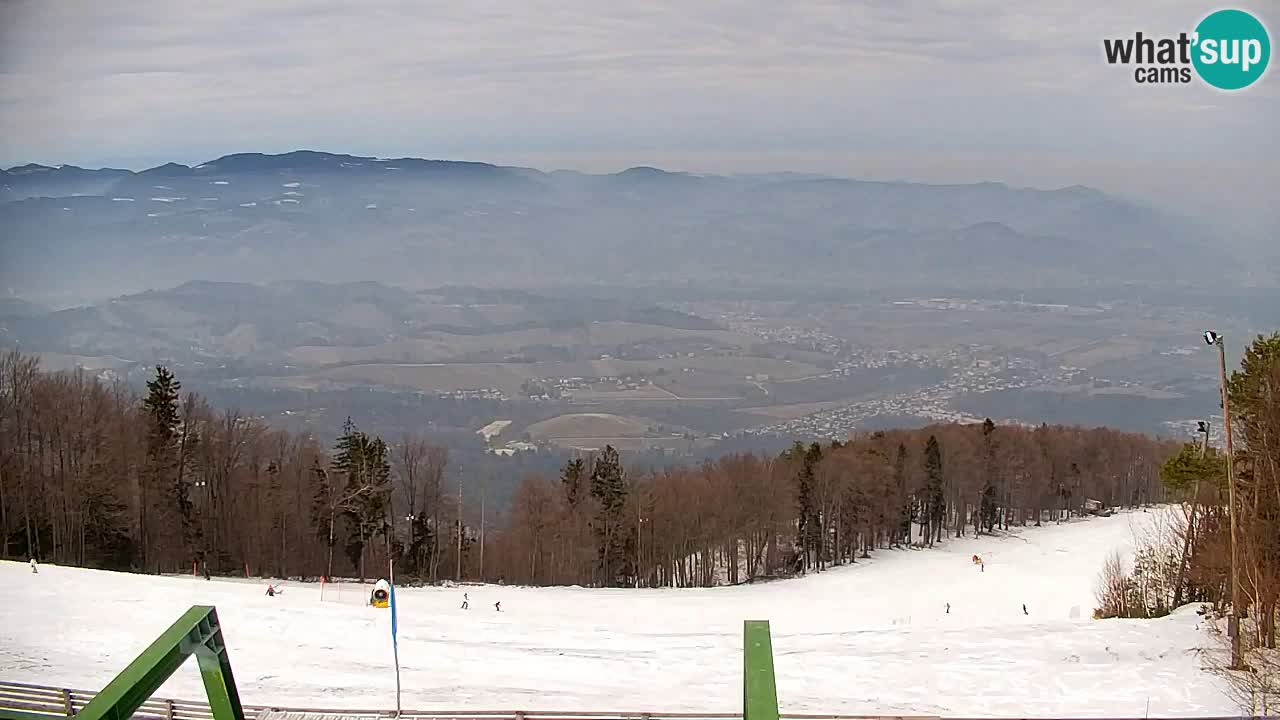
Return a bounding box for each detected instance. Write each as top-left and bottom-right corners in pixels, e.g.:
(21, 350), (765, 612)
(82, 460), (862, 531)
(2, 608), (772, 720)
(81, 605), (243, 720)
(743, 620), (779, 720)
(0, 606), (244, 720)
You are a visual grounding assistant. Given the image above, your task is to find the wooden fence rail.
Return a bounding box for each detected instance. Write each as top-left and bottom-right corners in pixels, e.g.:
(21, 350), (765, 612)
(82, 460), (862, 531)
(0, 680), (1254, 720)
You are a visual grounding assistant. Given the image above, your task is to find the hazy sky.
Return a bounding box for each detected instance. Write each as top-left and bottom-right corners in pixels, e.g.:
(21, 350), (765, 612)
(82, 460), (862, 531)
(1, 1), (1276, 231)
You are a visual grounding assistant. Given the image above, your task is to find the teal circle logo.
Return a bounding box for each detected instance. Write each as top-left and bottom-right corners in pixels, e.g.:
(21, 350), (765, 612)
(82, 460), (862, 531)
(1192, 9), (1270, 90)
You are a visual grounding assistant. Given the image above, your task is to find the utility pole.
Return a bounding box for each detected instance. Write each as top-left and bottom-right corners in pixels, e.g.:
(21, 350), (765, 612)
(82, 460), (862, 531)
(456, 471), (463, 583)
(636, 494), (642, 589)
(479, 479), (486, 582)
(1206, 330), (1244, 669)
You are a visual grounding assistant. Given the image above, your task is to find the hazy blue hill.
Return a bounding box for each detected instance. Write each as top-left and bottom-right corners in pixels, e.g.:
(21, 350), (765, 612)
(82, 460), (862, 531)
(0, 149), (1254, 302)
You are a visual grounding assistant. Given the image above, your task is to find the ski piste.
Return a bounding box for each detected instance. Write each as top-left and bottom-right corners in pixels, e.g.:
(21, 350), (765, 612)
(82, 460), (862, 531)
(0, 511), (1235, 715)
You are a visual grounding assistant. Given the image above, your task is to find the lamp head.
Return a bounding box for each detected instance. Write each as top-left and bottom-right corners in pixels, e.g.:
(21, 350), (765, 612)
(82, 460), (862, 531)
(1203, 330), (1221, 346)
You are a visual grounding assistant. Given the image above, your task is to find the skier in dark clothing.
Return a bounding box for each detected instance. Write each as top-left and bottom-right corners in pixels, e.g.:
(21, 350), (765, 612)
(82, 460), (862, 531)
(494, 601), (501, 612)
(266, 584), (275, 597)
(460, 593), (469, 610)
(1022, 603), (1028, 615)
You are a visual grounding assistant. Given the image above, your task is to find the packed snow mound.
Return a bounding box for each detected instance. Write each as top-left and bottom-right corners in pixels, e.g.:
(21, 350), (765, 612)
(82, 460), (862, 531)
(0, 511), (1232, 715)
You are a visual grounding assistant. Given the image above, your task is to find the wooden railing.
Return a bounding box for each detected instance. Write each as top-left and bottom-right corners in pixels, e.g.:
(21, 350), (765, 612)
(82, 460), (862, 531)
(0, 680), (1253, 720)
(0, 681), (220, 720)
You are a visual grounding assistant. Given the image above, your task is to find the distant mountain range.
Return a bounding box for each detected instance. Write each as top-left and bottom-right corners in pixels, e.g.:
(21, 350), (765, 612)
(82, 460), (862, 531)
(0, 150), (1250, 304)
(0, 280), (721, 366)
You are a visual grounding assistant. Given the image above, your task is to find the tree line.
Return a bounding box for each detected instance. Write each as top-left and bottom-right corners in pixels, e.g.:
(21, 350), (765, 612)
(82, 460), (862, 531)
(0, 352), (456, 580)
(1, 349), (1174, 587)
(488, 419), (1174, 587)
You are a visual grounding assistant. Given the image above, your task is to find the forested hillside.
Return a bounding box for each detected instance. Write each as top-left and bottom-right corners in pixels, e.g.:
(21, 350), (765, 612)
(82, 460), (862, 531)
(491, 426), (1172, 587)
(0, 350), (1176, 586)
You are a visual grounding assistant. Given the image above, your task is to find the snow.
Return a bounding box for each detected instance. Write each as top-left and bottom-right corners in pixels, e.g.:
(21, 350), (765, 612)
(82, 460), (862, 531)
(239, 202), (257, 207)
(0, 512), (1233, 716)
(283, 182), (301, 188)
(477, 419), (512, 440)
(212, 181), (230, 185)
(111, 197), (135, 202)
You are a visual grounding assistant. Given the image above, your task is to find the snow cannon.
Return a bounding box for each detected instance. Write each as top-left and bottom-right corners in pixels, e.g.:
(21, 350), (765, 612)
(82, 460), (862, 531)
(370, 579), (391, 608)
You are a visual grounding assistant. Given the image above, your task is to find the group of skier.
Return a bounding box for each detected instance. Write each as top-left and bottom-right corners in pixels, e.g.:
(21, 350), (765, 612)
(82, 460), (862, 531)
(459, 592), (501, 611)
(944, 601), (1029, 615)
(956, 554), (1027, 615)
(258, 582), (504, 612)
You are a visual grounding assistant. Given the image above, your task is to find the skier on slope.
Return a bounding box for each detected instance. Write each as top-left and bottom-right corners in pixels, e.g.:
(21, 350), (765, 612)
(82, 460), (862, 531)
(494, 601), (501, 612)
(460, 593), (469, 610)
(266, 584), (276, 597)
(30, 558), (37, 574)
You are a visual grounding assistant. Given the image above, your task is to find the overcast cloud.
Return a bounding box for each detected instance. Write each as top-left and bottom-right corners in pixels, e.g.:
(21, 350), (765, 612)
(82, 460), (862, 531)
(0, 0), (1276, 231)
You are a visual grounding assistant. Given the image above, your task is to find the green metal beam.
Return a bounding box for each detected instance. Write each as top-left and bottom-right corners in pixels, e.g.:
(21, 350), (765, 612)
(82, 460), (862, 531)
(743, 620), (779, 720)
(70, 606), (244, 720)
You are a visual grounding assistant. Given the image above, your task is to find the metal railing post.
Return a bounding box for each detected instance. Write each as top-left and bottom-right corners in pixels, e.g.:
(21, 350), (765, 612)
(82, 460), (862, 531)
(743, 620), (779, 720)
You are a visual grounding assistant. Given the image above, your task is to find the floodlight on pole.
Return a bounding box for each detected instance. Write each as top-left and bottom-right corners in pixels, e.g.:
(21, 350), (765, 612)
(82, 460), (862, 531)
(1205, 329), (1244, 669)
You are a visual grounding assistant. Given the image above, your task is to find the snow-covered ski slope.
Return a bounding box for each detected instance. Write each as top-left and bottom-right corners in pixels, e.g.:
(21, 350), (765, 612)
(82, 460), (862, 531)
(0, 511), (1233, 717)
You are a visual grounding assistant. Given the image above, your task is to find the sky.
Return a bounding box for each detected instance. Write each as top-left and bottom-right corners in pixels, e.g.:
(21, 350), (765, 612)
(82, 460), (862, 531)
(0, 0), (1277, 232)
